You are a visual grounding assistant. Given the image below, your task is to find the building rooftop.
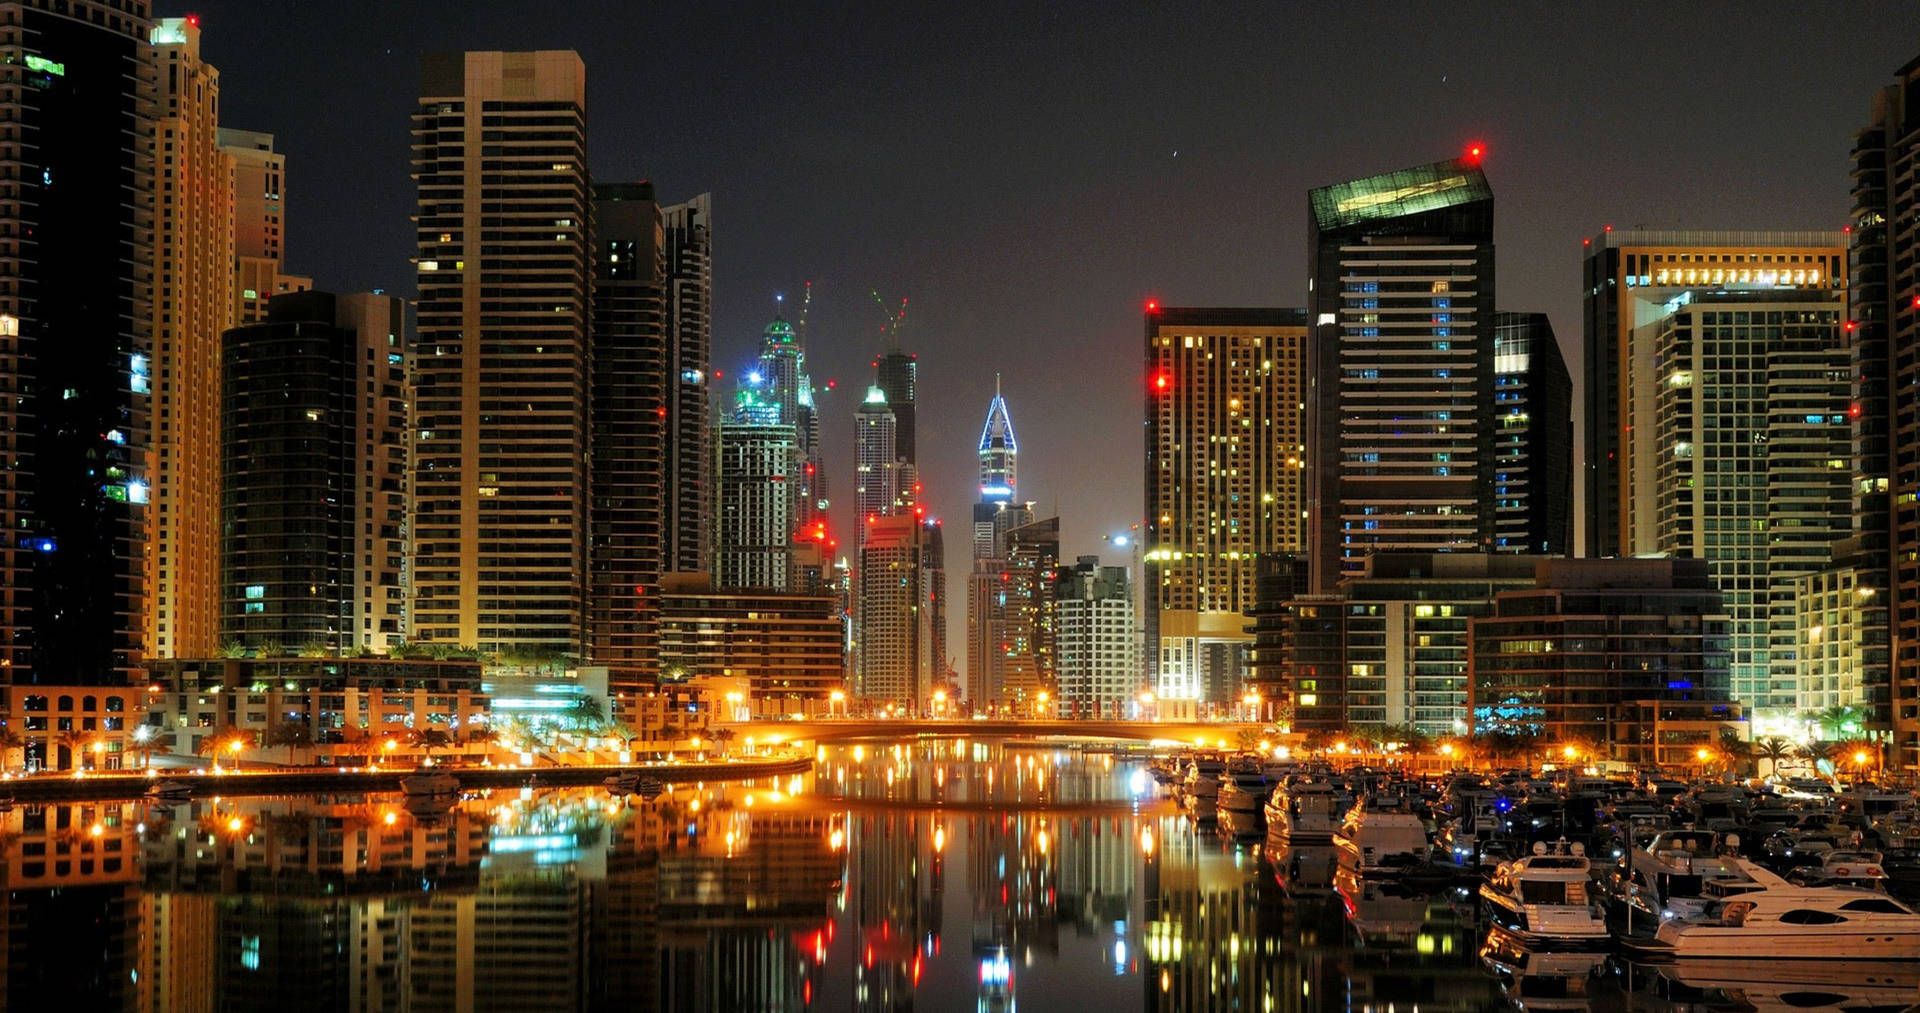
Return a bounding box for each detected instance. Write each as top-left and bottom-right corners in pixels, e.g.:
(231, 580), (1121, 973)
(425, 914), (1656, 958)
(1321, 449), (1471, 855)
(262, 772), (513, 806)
(1308, 158), (1490, 232)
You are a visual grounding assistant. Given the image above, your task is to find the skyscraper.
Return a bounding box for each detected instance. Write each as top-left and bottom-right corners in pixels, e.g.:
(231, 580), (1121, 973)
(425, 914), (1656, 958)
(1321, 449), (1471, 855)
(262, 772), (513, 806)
(1307, 155), (1496, 593)
(1143, 307), (1308, 704)
(858, 514), (925, 707)
(663, 195), (714, 579)
(757, 314), (827, 527)
(1054, 556), (1139, 719)
(1001, 516), (1060, 711)
(1491, 312), (1573, 555)
(220, 128), (311, 325)
(1621, 287), (1849, 713)
(147, 16), (234, 661)
(1582, 230), (1847, 558)
(221, 292), (410, 654)
(716, 413), (798, 590)
(966, 379), (1032, 707)
(855, 387), (898, 539)
(588, 181), (667, 686)
(0, 0), (153, 685)
(1853, 58), (1920, 766)
(412, 51), (591, 656)
(875, 345), (917, 502)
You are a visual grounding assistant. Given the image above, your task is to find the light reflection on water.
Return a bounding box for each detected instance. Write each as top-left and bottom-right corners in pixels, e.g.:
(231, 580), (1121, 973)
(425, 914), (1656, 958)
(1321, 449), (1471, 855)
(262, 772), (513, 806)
(0, 741), (1907, 1011)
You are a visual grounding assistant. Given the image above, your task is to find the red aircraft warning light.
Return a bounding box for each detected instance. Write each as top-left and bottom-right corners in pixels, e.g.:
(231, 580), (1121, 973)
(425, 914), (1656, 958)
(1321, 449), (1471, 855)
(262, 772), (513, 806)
(1463, 142), (1485, 164)
(1146, 299), (1160, 313)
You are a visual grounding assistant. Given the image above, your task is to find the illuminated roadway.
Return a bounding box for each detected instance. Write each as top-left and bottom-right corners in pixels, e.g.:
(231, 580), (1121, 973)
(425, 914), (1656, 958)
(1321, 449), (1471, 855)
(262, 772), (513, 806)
(724, 718), (1263, 748)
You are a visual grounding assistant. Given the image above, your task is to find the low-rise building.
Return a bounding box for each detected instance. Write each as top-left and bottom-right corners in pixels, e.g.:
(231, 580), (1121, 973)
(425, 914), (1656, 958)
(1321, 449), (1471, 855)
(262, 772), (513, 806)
(1470, 558), (1734, 752)
(660, 579), (846, 716)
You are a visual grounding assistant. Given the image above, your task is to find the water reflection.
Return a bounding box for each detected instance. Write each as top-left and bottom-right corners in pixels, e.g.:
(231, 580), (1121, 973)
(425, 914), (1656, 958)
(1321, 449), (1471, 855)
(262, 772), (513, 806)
(2, 743), (1917, 1011)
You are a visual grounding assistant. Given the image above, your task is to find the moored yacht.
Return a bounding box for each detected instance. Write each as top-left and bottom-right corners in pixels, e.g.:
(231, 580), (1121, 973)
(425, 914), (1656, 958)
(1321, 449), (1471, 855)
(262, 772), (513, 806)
(1334, 794), (1429, 874)
(1215, 771), (1268, 818)
(1478, 839), (1609, 946)
(400, 770), (461, 796)
(1649, 859), (1920, 959)
(1266, 779), (1342, 845)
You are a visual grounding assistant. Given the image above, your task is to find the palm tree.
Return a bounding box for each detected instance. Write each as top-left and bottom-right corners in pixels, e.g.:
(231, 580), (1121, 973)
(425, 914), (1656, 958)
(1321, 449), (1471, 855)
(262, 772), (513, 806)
(197, 727), (256, 770)
(263, 722), (315, 765)
(1232, 727), (1264, 754)
(55, 729), (103, 771)
(1828, 738), (1885, 784)
(1750, 736), (1803, 779)
(409, 727), (452, 763)
(1814, 705), (1868, 742)
(708, 727), (738, 755)
(0, 726), (23, 774)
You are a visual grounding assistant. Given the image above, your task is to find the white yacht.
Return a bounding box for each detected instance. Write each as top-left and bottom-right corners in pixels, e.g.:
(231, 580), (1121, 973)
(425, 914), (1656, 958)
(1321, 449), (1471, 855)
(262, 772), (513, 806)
(1650, 859), (1920, 959)
(1180, 758), (1225, 804)
(1266, 780), (1342, 845)
(1215, 771), (1268, 818)
(1479, 840), (1610, 946)
(1621, 829), (1748, 923)
(1788, 849), (1891, 892)
(1334, 795), (1429, 874)
(400, 770), (460, 796)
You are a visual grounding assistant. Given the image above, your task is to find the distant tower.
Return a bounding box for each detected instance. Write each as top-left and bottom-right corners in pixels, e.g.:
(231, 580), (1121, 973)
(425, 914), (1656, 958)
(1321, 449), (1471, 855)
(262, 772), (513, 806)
(855, 387), (898, 542)
(967, 377), (1033, 706)
(663, 194), (715, 578)
(875, 334), (918, 508)
(757, 312), (827, 528)
(220, 128), (311, 324)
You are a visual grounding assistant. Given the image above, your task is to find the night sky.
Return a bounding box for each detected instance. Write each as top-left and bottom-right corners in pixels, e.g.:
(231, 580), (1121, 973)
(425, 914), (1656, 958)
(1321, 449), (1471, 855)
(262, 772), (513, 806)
(192, 1), (1914, 635)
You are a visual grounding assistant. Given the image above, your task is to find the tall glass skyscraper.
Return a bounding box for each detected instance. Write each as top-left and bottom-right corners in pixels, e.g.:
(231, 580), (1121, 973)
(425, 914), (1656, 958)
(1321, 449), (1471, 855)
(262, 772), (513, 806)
(1307, 155), (1497, 594)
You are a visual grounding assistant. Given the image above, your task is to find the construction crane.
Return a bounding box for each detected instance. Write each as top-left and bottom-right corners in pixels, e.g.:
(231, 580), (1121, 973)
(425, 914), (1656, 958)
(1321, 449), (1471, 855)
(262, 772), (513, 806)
(870, 289), (909, 350)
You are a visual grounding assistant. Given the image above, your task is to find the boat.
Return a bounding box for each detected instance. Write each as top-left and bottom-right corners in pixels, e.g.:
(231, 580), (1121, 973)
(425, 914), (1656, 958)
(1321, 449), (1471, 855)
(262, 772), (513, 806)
(1618, 829), (1750, 924)
(399, 770), (461, 796)
(1334, 794), (1430, 874)
(1180, 758), (1225, 803)
(1646, 858), (1920, 959)
(1788, 848), (1891, 892)
(146, 780), (193, 803)
(1478, 839), (1610, 947)
(1214, 771), (1268, 818)
(1266, 779), (1342, 845)
(604, 770), (641, 794)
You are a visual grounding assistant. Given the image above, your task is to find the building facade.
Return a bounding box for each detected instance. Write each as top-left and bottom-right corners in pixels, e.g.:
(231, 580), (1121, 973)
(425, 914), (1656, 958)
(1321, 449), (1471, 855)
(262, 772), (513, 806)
(221, 292), (411, 655)
(1622, 288), (1849, 713)
(588, 181), (667, 688)
(662, 195), (714, 579)
(412, 50), (591, 656)
(715, 417), (797, 590)
(1853, 58), (1920, 766)
(0, 0), (153, 685)
(1491, 312), (1573, 555)
(1581, 229), (1847, 559)
(147, 16), (234, 662)
(854, 387), (898, 541)
(1307, 156), (1496, 593)
(1470, 558), (1734, 748)
(219, 128), (310, 325)
(656, 583), (845, 715)
(1054, 556), (1138, 719)
(1143, 307), (1308, 703)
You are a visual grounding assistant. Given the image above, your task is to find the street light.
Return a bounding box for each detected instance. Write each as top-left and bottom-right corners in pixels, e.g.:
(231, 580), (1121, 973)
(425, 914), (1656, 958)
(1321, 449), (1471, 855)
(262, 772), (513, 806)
(1036, 690), (1050, 719)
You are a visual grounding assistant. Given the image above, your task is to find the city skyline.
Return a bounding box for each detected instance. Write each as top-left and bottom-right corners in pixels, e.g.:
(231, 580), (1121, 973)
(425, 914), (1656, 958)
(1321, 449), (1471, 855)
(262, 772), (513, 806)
(178, 2), (1917, 569)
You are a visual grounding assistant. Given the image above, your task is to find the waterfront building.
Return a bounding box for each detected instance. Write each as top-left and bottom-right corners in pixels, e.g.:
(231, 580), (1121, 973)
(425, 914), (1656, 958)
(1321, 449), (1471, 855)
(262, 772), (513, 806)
(412, 51), (591, 656)
(966, 380), (1034, 707)
(857, 515), (937, 710)
(1852, 58), (1920, 766)
(1619, 286), (1849, 713)
(1054, 556), (1139, 719)
(220, 292), (411, 655)
(1581, 229), (1847, 559)
(1144, 307), (1308, 704)
(0, 0), (153, 685)
(589, 181), (668, 687)
(1290, 553), (1542, 736)
(875, 344), (918, 503)
(147, 16), (233, 661)
(756, 315), (828, 527)
(1307, 155), (1495, 593)
(1470, 558), (1735, 748)
(656, 579), (845, 715)
(219, 128), (311, 324)
(141, 656), (487, 759)
(1000, 517), (1060, 712)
